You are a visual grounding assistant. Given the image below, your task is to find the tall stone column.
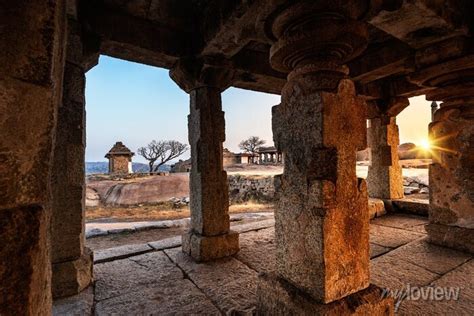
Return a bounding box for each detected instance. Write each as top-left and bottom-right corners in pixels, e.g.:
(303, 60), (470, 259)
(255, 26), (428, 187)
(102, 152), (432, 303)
(426, 89), (474, 253)
(367, 116), (404, 200)
(170, 58), (239, 262)
(410, 56), (474, 254)
(257, 2), (393, 314)
(51, 18), (98, 298)
(0, 1), (66, 314)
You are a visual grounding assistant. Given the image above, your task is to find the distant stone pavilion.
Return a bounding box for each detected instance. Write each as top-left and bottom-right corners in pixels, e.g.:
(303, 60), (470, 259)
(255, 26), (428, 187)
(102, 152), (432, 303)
(105, 141), (134, 174)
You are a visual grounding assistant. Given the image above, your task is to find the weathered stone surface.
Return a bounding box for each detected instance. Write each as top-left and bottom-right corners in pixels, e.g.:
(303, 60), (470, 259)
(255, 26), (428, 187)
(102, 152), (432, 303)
(426, 223), (474, 254)
(367, 117), (404, 200)
(94, 250), (220, 314)
(182, 230), (239, 262)
(371, 253), (440, 291)
(371, 214), (428, 231)
(392, 198), (429, 216)
(94, 243), (153, 263)
(52, 248), (93, 299)
(0, 1), (66, 313)
(148, 236), (182, 250)
(51, 62), (86, 265)
(370, 224), (425, 248)
(387, 238), (472, 275)
(232, 218), (275, 234)
(52, 286), (94, 316)
(171, 63), (240, 260)
(369, 198), (386, 219)
(428, 104), (474, 253)
(397, 259), (474, 315)
(370, 243), (392, 258)
(258, 274), (394, 316)
(272, 80), (370, 303)
(165, 247), (259, 314)
(235, 227), (276, 274)
(94, 251), (182, 301)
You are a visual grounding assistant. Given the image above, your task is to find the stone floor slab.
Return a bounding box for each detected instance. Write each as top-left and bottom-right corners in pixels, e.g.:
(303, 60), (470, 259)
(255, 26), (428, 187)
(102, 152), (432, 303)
(370, 224), (425, 248)
(94, 251), (182, 301)
(94, 243), (153, 263)
(148, 235), (182, 250)
(94, 279), (221, 315)
(370, 243), (392, 258)
(388, 238), (472, 275)
(371, 253), (440, 292)
(397, 260), (474, 315)
(371, 214), (428, 230)
(53, 286), (94, 316)
(235, 227), (276, 274)
(165, 247), (259, 314)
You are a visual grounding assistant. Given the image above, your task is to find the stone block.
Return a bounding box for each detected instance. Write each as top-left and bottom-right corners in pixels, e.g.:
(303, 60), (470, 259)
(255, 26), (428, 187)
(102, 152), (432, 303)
(392, 198), (429, 216)
(426, 223), (474, 254)
(369, 198), (386, 219)
(182, 230), (239, 262)
(0, 205), (51, 315)
(257, 273), (394, 315)
(94, 243), (152, 264)
(387, 238), (471, 275)
(370, 224), (425, 248)
(53, 286), (94, 316)
(52, 248), (93, 299)
(370, 253), (439, 291)
(148, 236), (182, 250)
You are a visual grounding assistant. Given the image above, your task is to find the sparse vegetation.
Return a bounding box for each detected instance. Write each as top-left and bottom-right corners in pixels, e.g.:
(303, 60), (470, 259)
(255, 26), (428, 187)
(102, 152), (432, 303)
(138, 140), (188, 173)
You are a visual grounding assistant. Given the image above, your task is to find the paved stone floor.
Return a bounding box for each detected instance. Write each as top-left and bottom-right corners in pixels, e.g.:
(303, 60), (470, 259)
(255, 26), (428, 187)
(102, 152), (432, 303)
(54, 214), (473, 315)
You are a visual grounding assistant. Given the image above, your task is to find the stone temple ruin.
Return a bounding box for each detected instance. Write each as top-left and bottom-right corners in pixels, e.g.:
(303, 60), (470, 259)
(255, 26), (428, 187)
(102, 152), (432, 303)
(1, 0), (473, 314)
(105, 141), (134, 174)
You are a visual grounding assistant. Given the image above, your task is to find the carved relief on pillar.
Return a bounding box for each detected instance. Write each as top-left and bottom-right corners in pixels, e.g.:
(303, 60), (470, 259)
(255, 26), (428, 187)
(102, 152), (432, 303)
(258, 2), (392, 312)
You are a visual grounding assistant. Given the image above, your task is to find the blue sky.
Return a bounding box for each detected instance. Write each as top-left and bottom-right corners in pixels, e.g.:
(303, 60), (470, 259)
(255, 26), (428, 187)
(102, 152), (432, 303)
(85, 56), (430, 163)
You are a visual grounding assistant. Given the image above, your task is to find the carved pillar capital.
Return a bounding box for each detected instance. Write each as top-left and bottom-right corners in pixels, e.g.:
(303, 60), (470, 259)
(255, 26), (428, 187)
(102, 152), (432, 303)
(170, 56), (235, 93)
(265, 1), (368, 95)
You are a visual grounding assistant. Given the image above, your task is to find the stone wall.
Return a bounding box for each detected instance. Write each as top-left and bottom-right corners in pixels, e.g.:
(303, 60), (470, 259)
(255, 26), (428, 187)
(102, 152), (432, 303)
(110, 155), (131, 174)
(228, 175), (275, 204)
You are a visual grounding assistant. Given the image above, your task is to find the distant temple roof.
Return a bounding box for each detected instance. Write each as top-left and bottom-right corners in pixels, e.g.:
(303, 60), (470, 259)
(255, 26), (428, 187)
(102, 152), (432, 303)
(105, 141), (135, 158)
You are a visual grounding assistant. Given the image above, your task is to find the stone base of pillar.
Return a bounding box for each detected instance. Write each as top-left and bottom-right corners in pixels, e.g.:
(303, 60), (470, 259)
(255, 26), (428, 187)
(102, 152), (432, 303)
(426, 223), (474, 254)
(52, 247), (93, 299)
(182, 230), (239, 262)
(257, 273), (393, 315)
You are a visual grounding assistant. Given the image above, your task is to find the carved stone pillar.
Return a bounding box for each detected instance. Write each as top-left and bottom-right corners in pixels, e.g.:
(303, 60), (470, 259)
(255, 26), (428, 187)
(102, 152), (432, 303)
(0, 1), (66, 314)
(257, 2), (393, 314)
(51, 19), (98, 298)
(170, 58), (239, 262)
(367, 116), (404, 200)
(410, 56), (474, 254)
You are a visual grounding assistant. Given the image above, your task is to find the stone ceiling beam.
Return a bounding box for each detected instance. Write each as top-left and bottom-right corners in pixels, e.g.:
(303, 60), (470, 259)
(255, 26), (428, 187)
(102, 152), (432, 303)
(82, 6), (200, 69)
(199, 0), (284, 57)
(368, 0), (469, 49)
(349, 38), (414, 84)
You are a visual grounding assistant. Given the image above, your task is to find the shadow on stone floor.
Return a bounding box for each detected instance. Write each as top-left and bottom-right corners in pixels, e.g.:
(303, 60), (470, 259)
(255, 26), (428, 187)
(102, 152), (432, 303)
(54, 214), (473, 315)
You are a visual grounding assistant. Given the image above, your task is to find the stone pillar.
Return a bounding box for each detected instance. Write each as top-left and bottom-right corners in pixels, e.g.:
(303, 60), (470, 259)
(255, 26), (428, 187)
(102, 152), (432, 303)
(170, 58), (239, 262)
(430, 101), (438, 122)
(426, 93), (474, 253)
(367, 116), (404, 200)
(257, 2), (393, 314)
(50, 17), (99, 298)
(0, 1), (66, 314)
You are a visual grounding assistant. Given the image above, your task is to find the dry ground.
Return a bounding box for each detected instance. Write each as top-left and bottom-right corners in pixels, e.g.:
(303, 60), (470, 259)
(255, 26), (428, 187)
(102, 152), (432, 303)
(86, 202), (273, 222)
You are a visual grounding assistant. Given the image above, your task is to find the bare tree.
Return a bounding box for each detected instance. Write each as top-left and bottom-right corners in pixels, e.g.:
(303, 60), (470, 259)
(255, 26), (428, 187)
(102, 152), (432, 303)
(138, 140), (188, 173)
(239, 136), (265, 163)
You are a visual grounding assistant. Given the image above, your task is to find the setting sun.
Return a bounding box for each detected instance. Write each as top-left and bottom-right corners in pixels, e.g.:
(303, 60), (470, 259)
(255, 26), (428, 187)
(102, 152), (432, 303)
(420, 139), (431, 150)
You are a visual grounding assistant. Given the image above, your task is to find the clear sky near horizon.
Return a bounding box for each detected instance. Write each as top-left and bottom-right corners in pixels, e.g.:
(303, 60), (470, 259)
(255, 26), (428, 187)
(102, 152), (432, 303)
(85, 56), (431, 164)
